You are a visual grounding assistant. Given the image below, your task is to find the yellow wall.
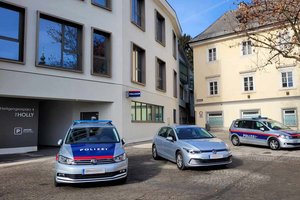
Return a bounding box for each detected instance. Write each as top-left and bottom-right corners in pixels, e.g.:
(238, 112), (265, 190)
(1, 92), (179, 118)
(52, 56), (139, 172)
(192, 34), (300, 129)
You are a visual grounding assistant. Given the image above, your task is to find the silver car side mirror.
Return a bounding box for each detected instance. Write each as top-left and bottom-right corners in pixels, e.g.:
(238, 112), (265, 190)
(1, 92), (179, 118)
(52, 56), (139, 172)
(166, 136), (173, 141)
(121, 139), (126, 145)
(57, 139), (63, 146)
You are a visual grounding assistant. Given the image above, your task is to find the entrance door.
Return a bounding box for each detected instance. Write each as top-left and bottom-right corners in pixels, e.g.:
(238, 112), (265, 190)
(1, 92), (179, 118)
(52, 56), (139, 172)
(80, 112), (99, 120)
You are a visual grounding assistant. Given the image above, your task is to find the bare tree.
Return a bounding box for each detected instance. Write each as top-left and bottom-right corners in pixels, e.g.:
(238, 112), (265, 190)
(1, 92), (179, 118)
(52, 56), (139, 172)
(234, 0), (300, 68)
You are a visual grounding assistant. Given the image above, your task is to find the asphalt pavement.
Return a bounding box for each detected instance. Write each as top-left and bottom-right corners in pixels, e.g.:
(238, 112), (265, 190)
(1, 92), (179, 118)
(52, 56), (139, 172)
(1, 130), (300, 200)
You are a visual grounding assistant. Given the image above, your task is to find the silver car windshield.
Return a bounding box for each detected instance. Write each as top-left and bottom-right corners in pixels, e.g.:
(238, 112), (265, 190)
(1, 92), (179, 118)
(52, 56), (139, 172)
(263, 120), (291, 130)
(65, 127), (120, 144)
(176, 127), (214, 140)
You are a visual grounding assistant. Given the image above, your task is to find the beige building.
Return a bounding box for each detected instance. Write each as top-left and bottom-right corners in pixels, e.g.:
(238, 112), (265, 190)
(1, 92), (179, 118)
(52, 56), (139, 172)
(0, 0), (182, 154)
(190, 11), (300, 130)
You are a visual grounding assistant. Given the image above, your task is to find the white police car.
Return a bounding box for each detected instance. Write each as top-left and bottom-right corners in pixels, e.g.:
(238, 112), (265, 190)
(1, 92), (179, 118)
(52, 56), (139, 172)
(54, 120), (128, 186)
(229, 117), (300, 150)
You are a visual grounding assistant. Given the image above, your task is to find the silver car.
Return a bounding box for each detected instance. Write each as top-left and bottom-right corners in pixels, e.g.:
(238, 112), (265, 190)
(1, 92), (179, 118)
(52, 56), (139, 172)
(152, 125), (232, 170)
(229, 117), (300, 150)
(54, 120), (128, 186)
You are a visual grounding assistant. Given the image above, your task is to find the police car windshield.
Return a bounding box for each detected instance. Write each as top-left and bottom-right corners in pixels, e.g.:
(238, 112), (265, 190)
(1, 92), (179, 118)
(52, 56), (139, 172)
(176, 127), (214, 140)
(263, 120), (291, 130)
(65, 127), (120, 144)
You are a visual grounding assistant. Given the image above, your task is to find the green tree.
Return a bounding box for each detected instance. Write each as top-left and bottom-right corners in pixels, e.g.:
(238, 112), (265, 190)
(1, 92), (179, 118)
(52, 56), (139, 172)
(179, 33), (193, 67)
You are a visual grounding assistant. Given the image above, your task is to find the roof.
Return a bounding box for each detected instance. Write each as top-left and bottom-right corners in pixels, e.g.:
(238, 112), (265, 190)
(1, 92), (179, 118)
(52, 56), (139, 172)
(190, 11), (238, 44)
(71, 120), (114, 128)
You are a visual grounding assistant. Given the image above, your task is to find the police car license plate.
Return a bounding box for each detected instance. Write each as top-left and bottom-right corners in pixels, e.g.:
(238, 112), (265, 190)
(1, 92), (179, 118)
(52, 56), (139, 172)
(210, 154), (223, 159)
(83, 168), (105, 175)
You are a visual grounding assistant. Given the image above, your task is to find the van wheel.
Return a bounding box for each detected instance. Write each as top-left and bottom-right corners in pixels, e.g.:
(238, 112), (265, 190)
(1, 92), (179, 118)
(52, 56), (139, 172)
(54, 178), (62, 187)
(231, 135), (240, 146)
(269, 138), (280, 150)
(176, 151), (186, 170)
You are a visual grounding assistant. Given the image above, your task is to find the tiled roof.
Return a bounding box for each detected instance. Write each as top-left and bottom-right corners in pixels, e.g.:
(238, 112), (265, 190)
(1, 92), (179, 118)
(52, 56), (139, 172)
(190, 11), (238, 43)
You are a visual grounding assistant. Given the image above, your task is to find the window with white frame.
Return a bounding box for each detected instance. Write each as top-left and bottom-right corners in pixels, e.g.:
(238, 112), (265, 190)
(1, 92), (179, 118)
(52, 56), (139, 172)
(243, 76), (254, 92)
(281, 71), (293, 88)
(241, 110), (260, 119)
(208, 80), (218, 96)
(207, 112), (223, 127)
(282, 108), (297, 126)
(242, 41), (252, 55)
(208, 48), (216, 62)
(278, 30), (291, 50)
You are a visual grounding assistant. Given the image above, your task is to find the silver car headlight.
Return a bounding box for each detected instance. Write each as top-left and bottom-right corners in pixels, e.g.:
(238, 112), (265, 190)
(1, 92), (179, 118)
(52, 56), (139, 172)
(279, 135), (292, 139)
(183, 148), (201, 154)
(114, 153), (127, 162)
(57, 155), (75, 165)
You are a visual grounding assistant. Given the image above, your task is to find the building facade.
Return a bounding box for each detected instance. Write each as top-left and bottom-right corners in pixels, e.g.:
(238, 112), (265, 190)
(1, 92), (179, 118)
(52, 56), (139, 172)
(190, 11), (300, 130)
(0, 0), (182, 154)
(178, 48), (194, 124)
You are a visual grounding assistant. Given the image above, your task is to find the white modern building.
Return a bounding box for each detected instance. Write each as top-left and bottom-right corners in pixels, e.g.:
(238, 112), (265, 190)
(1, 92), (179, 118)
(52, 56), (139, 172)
(0, 0), (182, 154)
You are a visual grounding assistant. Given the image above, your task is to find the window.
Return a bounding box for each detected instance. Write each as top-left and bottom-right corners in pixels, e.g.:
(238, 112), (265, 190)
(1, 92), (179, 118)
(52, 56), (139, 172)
(132, 43), (145, 84)
(131, 101), (164, 123)
(243, 76), (254, 92)
(242, 41), (252, 55)
(131, 0), (145, 30)
(173, 70), (177, 98)
(173, 109), (177, 124)
(37, 13), (82, 71)
(172, 31), (177, 59)
(180, 85), (184, 100)
(208, 80), (218, 96)
(278, 30), (291, 50)
(158, 127), (168, 138)
(155, 10), (165, 45)
(208, 48), (216, 62)
(241, 110), (260, 119)
(207, 112), (223, 127)
(92, 29), (111, 76)
(91, 0), (111, 10)
(281, 71), (293, 88)
(282, 109), (297, 126)
(0, 2), (25, 63)
(156, 58), (166, 91)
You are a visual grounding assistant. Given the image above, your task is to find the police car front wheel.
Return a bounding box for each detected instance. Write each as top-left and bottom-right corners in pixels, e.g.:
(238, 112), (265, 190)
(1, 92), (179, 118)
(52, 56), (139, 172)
(231, 135), (240, 146)
(269, 138), (280, 150)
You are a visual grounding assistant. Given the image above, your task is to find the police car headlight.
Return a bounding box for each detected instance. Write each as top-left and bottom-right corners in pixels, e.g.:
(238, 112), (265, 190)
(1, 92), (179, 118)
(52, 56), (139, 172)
(58, 155), (75, 165)
(279, 135), (292, 139)
(114, 153), (127, 162)
(183, 148), (201, 154)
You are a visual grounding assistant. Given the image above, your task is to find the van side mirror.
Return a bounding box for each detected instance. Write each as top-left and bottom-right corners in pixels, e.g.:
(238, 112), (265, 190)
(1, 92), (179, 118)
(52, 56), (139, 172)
(57, 139), (63, 146)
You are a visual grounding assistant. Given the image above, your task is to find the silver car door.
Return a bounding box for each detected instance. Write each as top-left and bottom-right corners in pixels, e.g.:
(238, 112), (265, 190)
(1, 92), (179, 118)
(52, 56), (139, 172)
(156, 127), (168, 158)
(164, 128), (177, 161)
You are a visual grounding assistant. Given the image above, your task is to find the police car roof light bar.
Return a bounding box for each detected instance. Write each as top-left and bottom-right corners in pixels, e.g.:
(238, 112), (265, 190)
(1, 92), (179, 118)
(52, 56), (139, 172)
(73, 120), (112, 125)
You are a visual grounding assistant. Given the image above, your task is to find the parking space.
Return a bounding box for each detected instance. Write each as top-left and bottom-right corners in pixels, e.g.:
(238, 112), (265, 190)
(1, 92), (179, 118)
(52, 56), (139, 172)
(1, 131), (300, 200)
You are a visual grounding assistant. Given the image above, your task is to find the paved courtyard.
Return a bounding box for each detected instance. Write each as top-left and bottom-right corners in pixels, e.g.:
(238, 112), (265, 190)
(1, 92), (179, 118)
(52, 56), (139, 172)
(1, 131), (300, 200)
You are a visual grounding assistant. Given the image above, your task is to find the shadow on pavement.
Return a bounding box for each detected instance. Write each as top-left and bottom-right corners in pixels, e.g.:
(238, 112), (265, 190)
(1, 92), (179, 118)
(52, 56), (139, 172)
(0, 146), (59, 164)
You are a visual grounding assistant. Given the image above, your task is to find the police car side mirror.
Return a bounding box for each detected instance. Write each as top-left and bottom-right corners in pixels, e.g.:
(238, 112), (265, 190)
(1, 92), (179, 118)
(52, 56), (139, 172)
(121, 139), (126, 145)
(260, 127), (265, 132)
(57, 139), (63, 146)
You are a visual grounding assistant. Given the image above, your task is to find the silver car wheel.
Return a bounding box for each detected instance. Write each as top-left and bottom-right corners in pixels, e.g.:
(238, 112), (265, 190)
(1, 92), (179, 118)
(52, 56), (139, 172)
(176, 152), (185, 170)
(269, 138), (280, 150)
(152, 144), (160, 160)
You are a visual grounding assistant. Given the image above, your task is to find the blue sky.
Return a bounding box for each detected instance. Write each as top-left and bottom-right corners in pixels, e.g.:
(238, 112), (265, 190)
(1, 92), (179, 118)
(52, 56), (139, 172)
(167, 0), (239, 38)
